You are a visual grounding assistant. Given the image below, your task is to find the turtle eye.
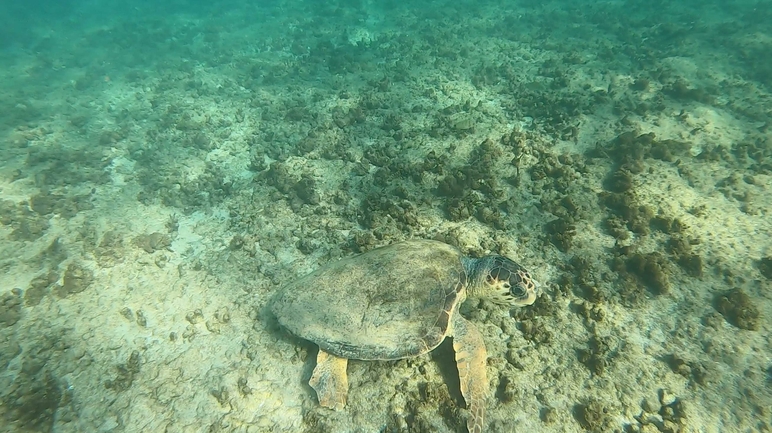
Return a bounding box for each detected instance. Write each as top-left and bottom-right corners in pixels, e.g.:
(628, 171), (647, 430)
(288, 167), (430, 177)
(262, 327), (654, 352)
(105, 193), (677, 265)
(510, 284), (526, 297)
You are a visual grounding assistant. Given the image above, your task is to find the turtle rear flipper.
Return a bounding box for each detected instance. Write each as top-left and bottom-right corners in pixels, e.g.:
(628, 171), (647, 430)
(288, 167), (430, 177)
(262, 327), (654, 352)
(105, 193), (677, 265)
(452, 315), (488, 433)
(309, 349), (349, 411)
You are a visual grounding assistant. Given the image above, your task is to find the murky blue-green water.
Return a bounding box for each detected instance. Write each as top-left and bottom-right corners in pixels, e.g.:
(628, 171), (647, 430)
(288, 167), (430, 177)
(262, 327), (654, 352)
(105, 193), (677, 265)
(1, 1), (770, 432)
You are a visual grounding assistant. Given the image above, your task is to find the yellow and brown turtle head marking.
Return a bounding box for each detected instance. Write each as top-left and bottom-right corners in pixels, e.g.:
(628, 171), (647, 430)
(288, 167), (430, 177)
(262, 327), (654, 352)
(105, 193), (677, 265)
(468, 256), (538, 306)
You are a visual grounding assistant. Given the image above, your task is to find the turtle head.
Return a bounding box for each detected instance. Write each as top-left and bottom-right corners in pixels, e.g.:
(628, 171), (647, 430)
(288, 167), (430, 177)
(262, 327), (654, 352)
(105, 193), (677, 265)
(465, 256), (538, 306)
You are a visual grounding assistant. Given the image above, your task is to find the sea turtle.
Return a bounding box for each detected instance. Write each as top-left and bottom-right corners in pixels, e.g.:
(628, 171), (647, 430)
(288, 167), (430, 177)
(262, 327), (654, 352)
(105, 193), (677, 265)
(270, 239), (537, 433)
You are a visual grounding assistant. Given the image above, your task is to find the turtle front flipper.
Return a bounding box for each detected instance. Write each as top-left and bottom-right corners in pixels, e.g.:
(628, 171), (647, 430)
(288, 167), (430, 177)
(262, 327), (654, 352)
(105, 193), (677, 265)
(452, 316), (488, 433)
(309, 349), (349, 411)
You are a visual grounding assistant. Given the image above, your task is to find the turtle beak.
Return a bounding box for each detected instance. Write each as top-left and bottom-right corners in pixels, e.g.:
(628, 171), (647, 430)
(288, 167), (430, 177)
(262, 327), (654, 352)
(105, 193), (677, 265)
(531, 278), (542, 294)
(516, 283), (538, 306)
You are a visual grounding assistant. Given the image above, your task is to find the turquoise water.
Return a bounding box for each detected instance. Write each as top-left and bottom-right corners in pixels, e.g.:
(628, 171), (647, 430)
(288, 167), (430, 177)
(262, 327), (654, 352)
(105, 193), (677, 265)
(1, 1), (770, 432)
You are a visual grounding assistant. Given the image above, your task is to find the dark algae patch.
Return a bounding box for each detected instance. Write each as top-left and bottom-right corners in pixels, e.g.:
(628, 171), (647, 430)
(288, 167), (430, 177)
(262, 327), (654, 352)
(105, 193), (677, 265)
(759, 256), (772, 280)
(624, 252), (671, 296)
(714, 288), (760, 331)
(573, 399), (615, 432)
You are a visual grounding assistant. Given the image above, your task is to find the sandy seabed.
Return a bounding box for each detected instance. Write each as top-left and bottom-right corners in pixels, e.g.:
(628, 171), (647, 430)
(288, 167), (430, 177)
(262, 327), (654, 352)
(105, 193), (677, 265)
(0, 1), (771, 432)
